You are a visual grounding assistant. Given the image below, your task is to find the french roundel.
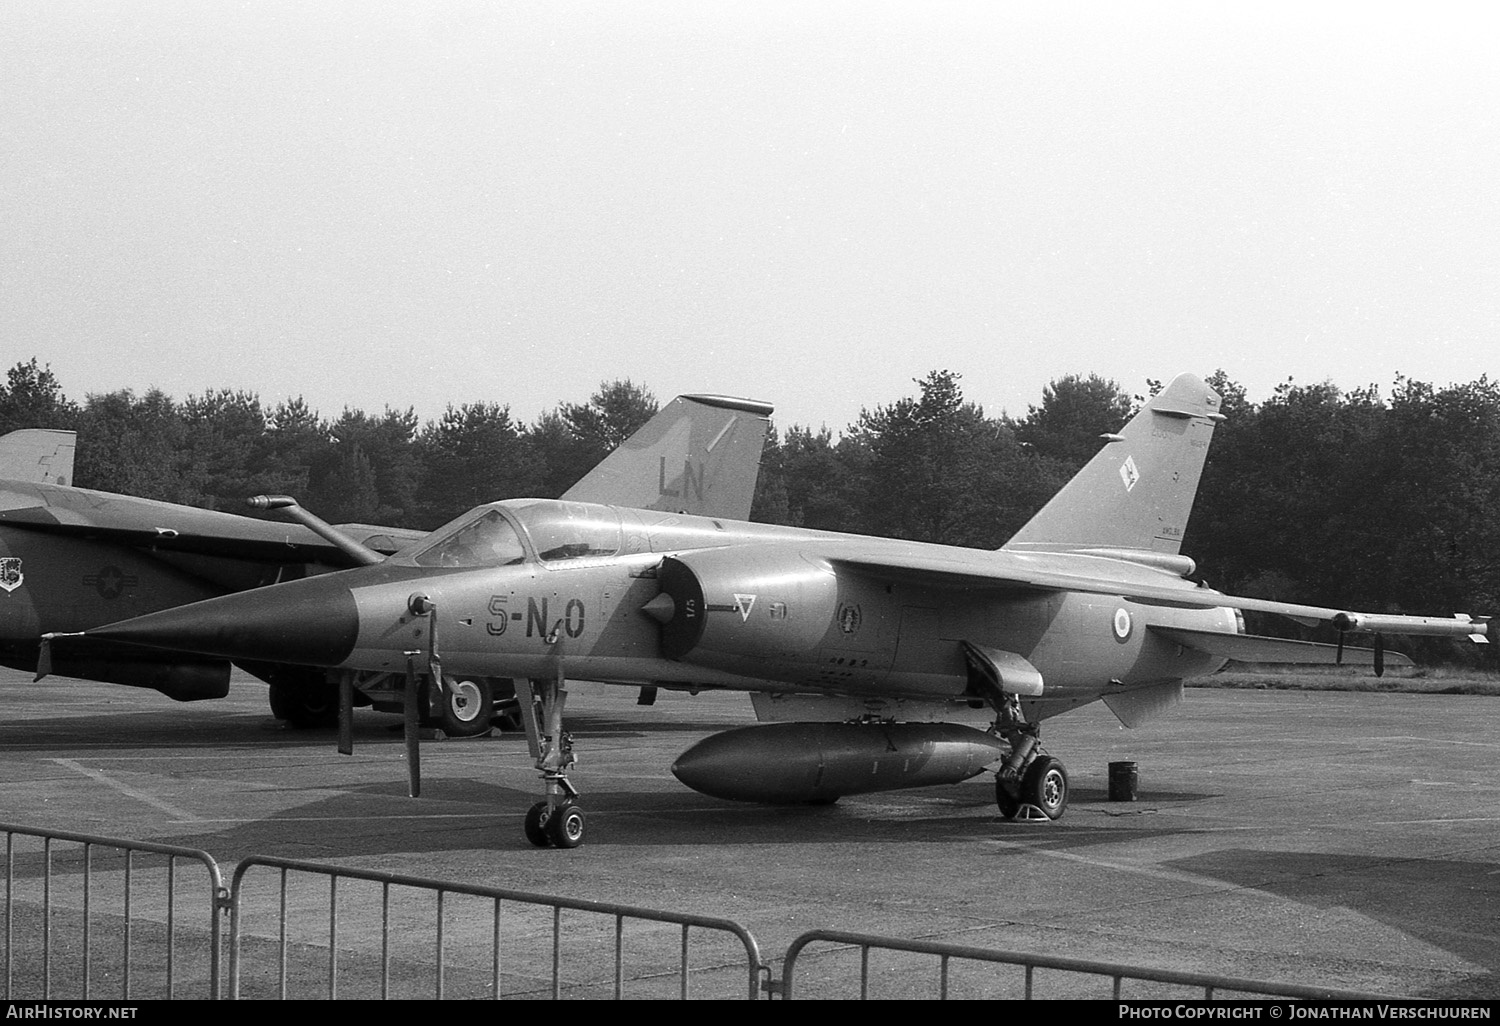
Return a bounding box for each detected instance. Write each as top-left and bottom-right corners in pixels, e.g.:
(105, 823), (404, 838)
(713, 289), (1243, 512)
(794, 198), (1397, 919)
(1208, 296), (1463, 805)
(1112, 607), (1133, 642)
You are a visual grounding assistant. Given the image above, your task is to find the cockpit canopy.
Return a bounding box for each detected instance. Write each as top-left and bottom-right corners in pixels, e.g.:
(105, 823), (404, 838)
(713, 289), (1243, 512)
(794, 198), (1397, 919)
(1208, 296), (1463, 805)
(409, 500), (622, 568)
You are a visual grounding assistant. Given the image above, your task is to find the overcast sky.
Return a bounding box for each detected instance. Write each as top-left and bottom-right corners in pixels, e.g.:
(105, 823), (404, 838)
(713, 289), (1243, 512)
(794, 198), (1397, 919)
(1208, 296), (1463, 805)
(4, 1), (1496, 432)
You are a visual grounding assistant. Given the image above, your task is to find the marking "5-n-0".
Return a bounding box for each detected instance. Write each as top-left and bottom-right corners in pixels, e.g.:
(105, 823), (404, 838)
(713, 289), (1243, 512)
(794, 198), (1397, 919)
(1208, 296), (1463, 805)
(524, 597), (586, 639)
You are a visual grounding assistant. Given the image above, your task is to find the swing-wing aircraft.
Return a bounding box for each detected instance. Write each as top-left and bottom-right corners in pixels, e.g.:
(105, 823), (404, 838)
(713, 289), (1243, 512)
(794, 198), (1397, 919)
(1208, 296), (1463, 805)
(0, 428), (426, 710)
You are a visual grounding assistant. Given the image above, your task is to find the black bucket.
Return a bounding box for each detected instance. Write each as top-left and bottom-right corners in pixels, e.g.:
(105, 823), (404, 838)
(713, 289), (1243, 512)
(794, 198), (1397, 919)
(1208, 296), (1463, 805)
(1108, 761), (1138, 802)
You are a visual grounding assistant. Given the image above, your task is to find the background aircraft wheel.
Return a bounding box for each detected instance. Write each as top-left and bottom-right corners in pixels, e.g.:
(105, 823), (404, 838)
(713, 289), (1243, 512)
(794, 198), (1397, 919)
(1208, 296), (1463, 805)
(547, 803), (585, 849)
(524, 801), (551, 847)
(1021, 756), (1069, 820)
(268, 679), (338, 729)
(995, 776), (1021, 820)
(437, 677), (492, 737)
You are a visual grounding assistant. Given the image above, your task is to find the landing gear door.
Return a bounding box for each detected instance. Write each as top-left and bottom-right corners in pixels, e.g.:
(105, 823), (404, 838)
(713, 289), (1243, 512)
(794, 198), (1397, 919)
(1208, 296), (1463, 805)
(961, 642), (1045, 697)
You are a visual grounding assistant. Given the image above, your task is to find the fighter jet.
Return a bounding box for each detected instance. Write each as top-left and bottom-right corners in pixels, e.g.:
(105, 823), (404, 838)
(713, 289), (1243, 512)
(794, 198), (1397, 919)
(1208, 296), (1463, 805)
(5, 394), (772, 736)
(75, 375), (1488, 848)
(0, 427), (429, 718)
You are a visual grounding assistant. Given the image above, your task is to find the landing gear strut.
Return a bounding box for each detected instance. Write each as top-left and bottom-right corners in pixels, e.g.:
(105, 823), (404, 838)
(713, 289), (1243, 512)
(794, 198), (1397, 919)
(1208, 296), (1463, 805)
(990, 692), (1069, 821)
(515, 673), (583, 848)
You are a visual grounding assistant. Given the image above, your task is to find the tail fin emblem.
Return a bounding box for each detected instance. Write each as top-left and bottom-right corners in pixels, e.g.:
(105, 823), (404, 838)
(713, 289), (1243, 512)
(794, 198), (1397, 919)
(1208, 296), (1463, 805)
(1119, 456), (1141, 492)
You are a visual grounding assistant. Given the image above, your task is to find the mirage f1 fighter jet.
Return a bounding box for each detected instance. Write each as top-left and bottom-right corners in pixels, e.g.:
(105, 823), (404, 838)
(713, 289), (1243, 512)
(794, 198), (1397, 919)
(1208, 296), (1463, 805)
(75, 375), (1488, 848)
(8, 393), (771, 737)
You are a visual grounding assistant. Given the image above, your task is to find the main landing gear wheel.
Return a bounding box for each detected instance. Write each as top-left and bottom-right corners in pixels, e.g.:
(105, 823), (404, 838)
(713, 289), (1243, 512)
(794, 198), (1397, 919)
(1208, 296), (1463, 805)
(1021, 756), (1070, 820)
(269, 679), (339, 729)
(436, 677), (493, 737)
(995, 778), (1022, 820)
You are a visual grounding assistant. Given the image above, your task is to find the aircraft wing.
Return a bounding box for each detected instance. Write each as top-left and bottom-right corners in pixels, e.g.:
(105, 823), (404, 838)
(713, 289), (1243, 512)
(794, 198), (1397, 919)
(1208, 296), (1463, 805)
(828, 549), (1214, 602)
(0, 483), (376, 567)
(1147, 626), (1413, 667)
(326, 523), (429, 556)
(826, 548), (1488, 641)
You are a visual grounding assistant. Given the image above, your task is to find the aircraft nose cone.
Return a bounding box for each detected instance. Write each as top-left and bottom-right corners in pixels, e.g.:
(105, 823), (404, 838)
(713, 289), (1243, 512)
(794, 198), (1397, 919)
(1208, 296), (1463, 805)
(87, 573), (360, 667)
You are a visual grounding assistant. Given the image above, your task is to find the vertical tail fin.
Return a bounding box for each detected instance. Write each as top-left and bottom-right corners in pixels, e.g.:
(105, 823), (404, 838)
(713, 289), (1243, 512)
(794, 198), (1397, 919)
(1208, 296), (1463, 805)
(1003, 373), (1221, 556)
(561, 394), (773, 519)
(0, 429), (76, 486)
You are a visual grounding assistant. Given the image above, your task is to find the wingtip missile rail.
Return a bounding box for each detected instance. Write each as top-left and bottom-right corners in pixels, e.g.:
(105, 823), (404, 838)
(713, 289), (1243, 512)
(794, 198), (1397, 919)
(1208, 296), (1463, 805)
(1330, 611), (1490, 644)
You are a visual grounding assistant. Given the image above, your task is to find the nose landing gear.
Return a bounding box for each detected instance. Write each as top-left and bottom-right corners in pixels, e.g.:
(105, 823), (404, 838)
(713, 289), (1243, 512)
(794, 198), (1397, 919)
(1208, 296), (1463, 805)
(516, 674), (585, 848)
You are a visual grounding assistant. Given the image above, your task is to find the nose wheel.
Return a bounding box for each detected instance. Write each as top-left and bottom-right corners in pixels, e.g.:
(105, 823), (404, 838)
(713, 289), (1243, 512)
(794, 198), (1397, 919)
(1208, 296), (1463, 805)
(525, 800), (586, 849)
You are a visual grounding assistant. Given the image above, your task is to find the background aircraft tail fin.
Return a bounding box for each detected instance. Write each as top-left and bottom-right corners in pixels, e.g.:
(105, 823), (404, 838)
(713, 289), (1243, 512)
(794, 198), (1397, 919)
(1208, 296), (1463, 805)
(1003, 373), (1221, 556)
(562, 394), (773, 519)
(0, 428), (77, 486)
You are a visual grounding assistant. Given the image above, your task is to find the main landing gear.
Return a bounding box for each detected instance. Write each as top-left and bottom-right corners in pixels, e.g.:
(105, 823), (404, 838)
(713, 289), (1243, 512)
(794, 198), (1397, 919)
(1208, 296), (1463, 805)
(515, 674), (584, 848)
(991, 693), (1070, 821)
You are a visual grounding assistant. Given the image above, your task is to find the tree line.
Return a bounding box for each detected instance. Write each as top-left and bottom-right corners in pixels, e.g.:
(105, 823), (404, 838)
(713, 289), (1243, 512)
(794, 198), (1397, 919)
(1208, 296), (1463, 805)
(0, 358), (660, 528)
(5, 358), (1497, 664)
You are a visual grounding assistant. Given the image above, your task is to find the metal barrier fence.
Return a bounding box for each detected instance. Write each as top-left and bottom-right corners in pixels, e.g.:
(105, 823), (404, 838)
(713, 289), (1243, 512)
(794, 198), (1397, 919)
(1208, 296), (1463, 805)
(0, 822), (227, 1001)
(227, 855), (768, 999)
(777, 929), (1399, 1000)
(1, 823), (1411, 1001)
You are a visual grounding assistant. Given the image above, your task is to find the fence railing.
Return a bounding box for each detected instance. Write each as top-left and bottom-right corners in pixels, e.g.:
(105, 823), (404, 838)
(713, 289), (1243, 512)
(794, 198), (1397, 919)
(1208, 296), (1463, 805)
(0, 823), (1407, 1001)
(227, 855), (768, 999)
(777, 929), (1400, 1000)
(1, 822), (227, 1000)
